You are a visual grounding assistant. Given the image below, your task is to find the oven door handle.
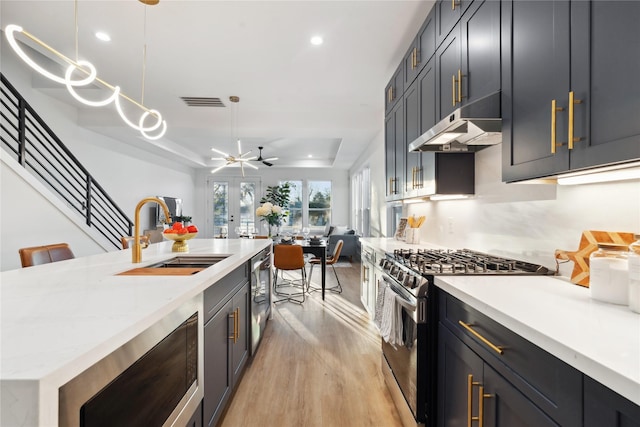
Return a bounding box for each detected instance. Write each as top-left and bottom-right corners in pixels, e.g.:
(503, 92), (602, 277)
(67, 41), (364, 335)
(382, 277), (417, 311)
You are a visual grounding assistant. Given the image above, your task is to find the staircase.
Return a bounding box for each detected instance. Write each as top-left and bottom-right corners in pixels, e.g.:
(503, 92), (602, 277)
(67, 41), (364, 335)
(0, 73), (133, 249)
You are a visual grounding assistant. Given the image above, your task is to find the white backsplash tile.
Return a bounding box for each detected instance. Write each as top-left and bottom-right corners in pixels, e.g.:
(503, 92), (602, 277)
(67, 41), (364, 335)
(406, 145), (640, 276)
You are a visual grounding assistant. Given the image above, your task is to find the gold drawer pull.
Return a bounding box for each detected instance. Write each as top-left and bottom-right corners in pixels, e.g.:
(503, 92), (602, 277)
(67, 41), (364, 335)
(459, 321), (504, 355)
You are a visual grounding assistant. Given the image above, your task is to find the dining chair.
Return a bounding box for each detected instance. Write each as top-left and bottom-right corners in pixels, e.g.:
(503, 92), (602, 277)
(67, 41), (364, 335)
(273, 244), (307, 304)
(307, 239), (343, 294)
(121, 235), (150, 250)
(18, 243), (75, 268)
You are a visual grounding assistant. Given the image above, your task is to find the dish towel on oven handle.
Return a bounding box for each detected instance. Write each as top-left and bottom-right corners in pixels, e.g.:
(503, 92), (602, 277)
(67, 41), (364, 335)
(374, 285), (404, 348)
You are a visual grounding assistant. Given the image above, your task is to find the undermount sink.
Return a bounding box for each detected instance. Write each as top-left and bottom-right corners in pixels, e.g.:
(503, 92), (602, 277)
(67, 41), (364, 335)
(146, 255), (229, 269)
(118, 255), (229, 276)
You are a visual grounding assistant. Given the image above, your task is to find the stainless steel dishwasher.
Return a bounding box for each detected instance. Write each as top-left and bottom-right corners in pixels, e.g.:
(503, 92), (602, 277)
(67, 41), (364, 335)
(250, 247), (272, 355)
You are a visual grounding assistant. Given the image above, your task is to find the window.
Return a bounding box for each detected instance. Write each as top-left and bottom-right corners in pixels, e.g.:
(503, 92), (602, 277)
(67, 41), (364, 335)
(351, 167), (370, 236)
(308, 180), (331, 227)
(278, 179), (332, 233)
(284, 180), (303, 229)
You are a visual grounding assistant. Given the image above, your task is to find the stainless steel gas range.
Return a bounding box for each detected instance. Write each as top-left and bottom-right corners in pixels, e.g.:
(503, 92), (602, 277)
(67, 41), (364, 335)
(377, 248), (554, 427)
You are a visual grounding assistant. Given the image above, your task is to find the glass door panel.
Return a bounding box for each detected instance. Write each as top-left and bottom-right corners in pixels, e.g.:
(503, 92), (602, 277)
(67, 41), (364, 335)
(208, 177), (260, 239)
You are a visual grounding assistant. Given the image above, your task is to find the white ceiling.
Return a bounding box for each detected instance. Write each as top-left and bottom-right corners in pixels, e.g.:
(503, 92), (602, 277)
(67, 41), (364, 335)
(1, 0), (433, 170)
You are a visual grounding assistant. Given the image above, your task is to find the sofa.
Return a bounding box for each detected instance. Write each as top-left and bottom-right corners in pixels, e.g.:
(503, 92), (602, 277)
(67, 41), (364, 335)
(323, 225), (359, 261)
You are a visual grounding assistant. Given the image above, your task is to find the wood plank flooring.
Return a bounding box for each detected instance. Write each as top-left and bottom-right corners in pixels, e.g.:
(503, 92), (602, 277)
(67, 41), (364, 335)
(220, 260), (404, 427)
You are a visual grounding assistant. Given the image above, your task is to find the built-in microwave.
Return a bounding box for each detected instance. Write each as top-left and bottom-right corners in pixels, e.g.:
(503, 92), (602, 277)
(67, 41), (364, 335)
(59, 301), (202, 427)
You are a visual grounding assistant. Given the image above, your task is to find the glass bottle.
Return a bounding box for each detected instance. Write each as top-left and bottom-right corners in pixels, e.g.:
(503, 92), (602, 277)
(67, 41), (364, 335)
(629, 234), (640, 313)
(589, 243), (629, 305)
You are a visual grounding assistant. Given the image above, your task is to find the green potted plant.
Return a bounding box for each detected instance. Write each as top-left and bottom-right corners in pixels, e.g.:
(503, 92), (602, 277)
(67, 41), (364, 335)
(256, 183), (291, 238)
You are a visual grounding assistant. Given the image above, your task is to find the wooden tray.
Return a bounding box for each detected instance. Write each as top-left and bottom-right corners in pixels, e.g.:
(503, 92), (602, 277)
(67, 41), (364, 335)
(555, 230), (635, 287)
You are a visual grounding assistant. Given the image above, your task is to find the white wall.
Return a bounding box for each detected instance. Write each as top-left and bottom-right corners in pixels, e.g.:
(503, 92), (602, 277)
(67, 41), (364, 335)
(1, 40), (196, 270)
(403, 144), (640, 274)
(349, 128), (387, 237)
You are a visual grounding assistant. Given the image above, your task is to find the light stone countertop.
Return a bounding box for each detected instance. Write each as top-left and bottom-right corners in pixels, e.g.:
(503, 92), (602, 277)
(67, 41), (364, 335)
(1, 238), (270, 426)
(361, 238), (640, 406)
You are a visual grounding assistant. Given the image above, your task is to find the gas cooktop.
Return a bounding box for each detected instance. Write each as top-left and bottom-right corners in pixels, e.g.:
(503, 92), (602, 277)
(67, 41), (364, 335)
(389, 248), (555, 276)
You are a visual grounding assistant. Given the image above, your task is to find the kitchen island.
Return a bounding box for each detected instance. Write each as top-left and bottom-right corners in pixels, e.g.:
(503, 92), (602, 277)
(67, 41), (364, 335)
(361, 238), (640, 416)
(1, 238), (270, 427)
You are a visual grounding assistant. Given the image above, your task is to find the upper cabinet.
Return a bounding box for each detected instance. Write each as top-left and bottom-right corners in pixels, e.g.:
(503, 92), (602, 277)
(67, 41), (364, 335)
(569, 1), (640, 170)
(385, 63), (404, 116)
(502, 0), (640, 182)
(403, 9), (436, 88)
(434, 0), (475, 47)
(436, 0), (501, 121)
(385, 100), (405, 201)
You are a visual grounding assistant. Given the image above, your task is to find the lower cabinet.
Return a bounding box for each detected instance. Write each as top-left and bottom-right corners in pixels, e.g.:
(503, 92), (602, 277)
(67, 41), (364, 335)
(203, 266), (250, 427)
(584, 376), (640, 427)
(437, 290), (582, 427)
(437, 289), (640, 427)
(438, 325), (559, 427)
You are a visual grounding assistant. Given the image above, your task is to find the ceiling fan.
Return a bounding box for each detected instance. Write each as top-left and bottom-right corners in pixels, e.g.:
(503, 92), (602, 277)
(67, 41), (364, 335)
(253, 146), (278, 167)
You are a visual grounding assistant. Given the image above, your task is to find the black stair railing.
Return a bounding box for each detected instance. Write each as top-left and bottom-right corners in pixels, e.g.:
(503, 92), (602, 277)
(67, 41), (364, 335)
(0, 73), (133, 249)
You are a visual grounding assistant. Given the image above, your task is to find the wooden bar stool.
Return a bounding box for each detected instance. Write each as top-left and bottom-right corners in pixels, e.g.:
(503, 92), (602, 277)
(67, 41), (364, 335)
(18, 243), (75, 268)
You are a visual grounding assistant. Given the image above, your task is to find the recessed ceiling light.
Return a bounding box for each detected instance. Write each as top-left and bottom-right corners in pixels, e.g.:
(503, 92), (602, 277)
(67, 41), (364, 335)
(308, 154), (313, 158)
(310, 35), (323, 46)
(95, 31), (111, 42)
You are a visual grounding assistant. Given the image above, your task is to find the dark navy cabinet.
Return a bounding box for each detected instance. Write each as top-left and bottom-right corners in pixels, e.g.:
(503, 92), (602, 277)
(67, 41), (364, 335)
(437, 291), (583, 427)
(584, 376), (640, 427)
(436, 0), (501, 121)
(434, 0), (474, 47)
(203, 264), (250, 427)
(502, 0), (640, 182)
(568, 1), (640, 171)
(385, 100), (405, 201)
(403, 9), (437, 88)
(385, 64), (404, 116)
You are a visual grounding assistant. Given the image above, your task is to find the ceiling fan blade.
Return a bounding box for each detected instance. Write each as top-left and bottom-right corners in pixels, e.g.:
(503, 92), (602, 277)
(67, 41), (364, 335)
(263, 157), (278, 161)
(211, 147), (229, 157)
(262, 161), (273, 167)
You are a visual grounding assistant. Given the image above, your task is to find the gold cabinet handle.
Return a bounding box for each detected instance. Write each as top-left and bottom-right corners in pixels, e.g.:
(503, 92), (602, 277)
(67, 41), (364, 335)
(478, 386), (492, 427)
(459, 321), (504, 355)
(568, 91), (583, 150)
(452, 0), (459, 10)
(452, 74), (457, 106)
(550, 99), (565, 154)
(229, 310), (237, 342)
(467, 374), (480, 427)
(457, 69), (463, 103)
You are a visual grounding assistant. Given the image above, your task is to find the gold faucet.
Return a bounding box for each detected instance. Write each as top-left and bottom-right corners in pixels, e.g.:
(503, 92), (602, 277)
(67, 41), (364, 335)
(132, 197), (172, 263)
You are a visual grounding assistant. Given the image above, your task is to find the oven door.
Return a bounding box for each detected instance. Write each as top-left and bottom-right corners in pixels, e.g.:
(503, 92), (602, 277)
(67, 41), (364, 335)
(380, 275), (420, 420)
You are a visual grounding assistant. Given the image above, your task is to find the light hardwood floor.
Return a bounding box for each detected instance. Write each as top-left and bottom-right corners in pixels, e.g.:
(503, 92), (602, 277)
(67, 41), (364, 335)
(219, 260), (404, 427)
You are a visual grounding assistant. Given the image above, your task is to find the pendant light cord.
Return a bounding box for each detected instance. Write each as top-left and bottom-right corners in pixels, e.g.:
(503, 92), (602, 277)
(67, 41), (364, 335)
(141, 6), (147, 105)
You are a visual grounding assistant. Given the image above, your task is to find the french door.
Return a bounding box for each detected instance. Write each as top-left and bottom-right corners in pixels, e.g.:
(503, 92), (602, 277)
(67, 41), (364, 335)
(207, 177), (261, 239)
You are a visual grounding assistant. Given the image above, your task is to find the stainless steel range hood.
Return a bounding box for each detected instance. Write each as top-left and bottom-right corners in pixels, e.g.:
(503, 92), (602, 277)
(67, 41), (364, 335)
(408, 91), (502, 153)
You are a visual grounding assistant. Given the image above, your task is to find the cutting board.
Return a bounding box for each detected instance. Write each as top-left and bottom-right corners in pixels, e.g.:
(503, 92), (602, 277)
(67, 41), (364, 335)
(555, 230), (635, 287)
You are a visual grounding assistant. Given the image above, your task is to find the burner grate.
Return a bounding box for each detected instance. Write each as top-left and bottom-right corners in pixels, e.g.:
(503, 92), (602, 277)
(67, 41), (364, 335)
(390, 248), (553, 276)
